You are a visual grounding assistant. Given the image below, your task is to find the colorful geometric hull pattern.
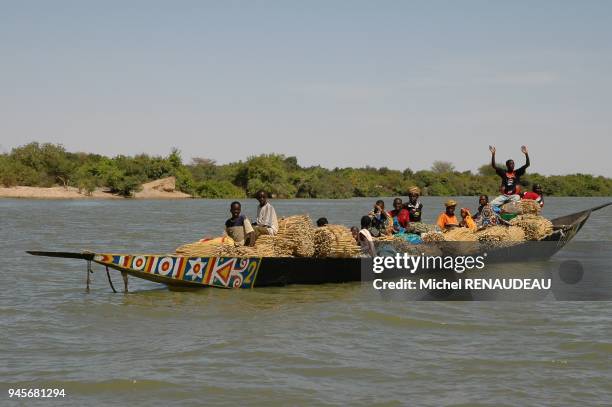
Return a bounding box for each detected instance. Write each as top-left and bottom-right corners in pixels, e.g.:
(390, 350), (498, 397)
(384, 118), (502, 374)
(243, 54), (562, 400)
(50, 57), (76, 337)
(93, 254), (261, 288)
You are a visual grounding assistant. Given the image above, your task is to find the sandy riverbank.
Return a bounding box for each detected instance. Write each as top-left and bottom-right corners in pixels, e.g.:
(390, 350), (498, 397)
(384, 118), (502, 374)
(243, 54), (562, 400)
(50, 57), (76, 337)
(0, 177), (192, 199)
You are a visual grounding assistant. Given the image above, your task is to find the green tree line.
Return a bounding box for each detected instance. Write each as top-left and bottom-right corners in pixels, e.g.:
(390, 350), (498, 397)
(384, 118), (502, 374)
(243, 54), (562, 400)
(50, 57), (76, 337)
(1, 142), (610, 198)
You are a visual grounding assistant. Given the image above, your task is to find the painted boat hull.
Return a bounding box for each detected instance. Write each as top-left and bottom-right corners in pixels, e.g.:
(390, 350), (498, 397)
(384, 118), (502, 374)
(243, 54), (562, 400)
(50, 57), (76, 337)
(91, 254), (362, 288)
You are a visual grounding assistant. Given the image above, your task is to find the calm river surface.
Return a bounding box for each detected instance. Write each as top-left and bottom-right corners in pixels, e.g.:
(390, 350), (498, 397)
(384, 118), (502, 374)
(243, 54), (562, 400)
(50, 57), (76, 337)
(1, 197), (611, 406)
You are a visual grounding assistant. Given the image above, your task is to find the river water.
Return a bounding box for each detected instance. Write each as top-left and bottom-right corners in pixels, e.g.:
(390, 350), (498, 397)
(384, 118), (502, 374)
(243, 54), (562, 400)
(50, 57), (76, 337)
(1, 197), (611, 406)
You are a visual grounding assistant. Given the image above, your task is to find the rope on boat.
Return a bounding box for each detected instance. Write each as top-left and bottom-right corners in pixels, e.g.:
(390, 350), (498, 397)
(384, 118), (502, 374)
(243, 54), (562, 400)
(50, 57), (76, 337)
(105, 266), (118, 293)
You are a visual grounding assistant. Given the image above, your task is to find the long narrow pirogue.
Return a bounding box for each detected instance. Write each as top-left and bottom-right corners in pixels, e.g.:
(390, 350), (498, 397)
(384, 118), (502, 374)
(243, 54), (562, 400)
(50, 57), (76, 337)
(27, 203), (610, 290)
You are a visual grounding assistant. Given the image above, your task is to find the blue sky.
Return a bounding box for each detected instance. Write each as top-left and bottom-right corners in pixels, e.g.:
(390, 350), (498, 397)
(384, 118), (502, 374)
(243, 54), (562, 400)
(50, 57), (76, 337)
(1, 1), (611, 175)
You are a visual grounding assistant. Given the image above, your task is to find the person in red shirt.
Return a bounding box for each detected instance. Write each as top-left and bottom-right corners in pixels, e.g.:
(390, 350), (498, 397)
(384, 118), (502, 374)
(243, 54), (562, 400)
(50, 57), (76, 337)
(522, 184), (544, 208)
(388, 197), (410, 233)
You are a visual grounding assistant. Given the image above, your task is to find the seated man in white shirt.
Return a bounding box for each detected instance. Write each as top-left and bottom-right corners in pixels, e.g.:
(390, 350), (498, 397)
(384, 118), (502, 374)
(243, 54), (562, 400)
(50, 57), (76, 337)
(251, 190), (279, 244)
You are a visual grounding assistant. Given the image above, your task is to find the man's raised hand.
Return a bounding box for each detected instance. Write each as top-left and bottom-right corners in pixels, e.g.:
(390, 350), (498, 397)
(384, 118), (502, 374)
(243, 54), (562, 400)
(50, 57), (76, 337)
(489, 145), (496, 154)
(521, 145), (528, 155)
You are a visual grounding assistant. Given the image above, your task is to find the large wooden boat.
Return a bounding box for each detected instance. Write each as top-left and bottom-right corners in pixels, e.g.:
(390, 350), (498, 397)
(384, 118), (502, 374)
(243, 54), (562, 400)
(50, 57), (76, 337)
(27, 203), (610, 290)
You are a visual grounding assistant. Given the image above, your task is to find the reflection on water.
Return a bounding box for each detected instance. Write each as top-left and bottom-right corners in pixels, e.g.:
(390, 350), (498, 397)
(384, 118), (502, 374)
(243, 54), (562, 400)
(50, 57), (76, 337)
(1, 197), (611, 405)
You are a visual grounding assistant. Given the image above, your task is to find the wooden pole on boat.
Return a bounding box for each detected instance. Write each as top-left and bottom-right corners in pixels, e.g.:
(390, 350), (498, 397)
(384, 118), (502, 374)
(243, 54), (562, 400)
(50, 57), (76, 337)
(86, 260), (92, 292)
(121, 271), (128, 293)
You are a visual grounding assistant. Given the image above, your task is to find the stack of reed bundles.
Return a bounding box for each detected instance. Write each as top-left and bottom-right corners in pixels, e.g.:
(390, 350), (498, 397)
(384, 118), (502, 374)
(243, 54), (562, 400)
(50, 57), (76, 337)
(509, 215), (553, 240)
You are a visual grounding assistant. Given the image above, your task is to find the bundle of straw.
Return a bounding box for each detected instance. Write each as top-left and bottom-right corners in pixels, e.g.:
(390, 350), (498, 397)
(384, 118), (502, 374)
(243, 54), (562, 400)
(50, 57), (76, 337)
(475, 226), (508, 242)
(506, 226), (526, 241)
(219, 245), (260, 258)
(276, 215), (315, 257)
(324, 225), (361, 258)
(252, 234), (292, 257)
(519, 199), (541, 215)
(313, 227), (335, 257)
(175, 237), (236, 257)
(509, 215), (553, 240)
(439, 228), (478, 254)
(475, 225), (525, 250)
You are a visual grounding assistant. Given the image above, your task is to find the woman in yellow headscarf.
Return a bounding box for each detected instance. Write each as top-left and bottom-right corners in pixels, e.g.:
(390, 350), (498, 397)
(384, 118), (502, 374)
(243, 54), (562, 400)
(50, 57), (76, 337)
(459, 208), (477, 231)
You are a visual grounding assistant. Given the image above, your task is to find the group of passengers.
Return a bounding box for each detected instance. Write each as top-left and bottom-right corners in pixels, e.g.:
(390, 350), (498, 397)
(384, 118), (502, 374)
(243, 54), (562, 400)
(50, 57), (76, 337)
(224, 146), (544, 256)
(354, 146), (544, 254)
(224, 190), (278, 246)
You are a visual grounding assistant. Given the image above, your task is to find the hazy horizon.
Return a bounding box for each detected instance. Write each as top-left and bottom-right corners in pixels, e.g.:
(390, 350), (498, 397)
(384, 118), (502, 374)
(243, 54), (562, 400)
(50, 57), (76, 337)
(2, 1), (611, 176)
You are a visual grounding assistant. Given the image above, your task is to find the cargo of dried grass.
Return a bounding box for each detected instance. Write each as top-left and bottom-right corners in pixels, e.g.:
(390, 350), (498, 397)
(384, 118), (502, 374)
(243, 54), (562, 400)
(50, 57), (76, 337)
(519, 199), (541, 215)
(175, 237), (236, 257)
(509, 215), (553, 240)
(253, 234), (292, 257)
(219, 245), (260, 257)
(314, 224), (361, 258)
(313, 227), (334, 257)
(506, 226), (526, 241)
(475, 226), (508, 242)
(276, 215), (315, 257)
(475, 225), (525, 250)
(440, 228), (478, 255)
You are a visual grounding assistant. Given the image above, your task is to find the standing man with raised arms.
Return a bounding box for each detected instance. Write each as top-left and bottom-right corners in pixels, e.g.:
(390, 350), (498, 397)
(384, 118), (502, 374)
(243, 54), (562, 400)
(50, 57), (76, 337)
(489, 145), (530, 207)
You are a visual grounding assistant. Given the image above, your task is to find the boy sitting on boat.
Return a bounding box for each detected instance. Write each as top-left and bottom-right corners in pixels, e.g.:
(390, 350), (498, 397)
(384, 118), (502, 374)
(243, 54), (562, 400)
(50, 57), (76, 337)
(225, 201), (255, 246)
